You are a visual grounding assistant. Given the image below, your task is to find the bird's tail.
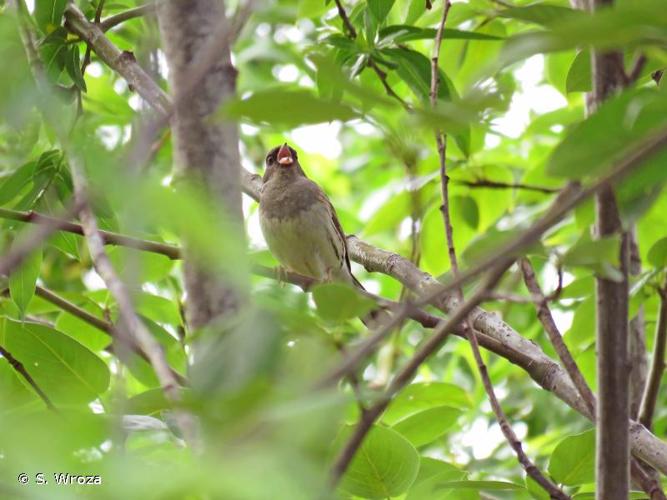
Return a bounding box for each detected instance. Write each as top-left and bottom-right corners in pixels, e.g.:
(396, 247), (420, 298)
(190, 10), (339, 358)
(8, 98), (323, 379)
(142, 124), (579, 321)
(351, 273), (389, 328)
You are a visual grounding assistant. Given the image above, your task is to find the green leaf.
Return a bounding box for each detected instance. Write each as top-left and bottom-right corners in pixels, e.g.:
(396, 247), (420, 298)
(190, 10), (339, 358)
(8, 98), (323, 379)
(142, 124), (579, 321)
(55, 299), (110, 352)
(462, 229), (544, 266)
(565, 50), (591, 93)
(391, 405), (460, 447)
(312, 283), (375, 321)
(0, 318), (110, 404)
(498, 4), (577, 26)
(648, 237), (667, 268)
(223, 89), (358, 127)
(383, 382), (471, 425)
(39, 28), (68, 82)
(34, 0), (68, 34)
(0, 161), (36, 206)
(378, 25), (503, 43)
(547, 89), (667, 180)
(561, 234), (623, 280)
(9, 249), (42, 317)
(406, 458), (468, 500)
(549, 429), (595, 486)
(453, 195), (479, 230)
(367, 0), (395, 23)
(65, 45), (87, 92)
(429, 480), (525, 491)
(339, 425), (420, 498)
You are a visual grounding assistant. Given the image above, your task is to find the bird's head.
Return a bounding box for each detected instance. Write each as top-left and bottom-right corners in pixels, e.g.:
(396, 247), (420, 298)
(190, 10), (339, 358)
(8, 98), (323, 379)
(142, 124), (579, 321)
(266, 143), (298, 168)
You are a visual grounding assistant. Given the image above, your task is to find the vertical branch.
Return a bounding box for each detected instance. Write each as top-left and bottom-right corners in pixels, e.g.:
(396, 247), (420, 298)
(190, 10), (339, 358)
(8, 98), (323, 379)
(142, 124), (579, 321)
(431, 2), (566, 497)
(587, 1), (631, 496)
(639, 284), (667, 429)
(628, 230), (648, 419)
(155, 0), (245, 330)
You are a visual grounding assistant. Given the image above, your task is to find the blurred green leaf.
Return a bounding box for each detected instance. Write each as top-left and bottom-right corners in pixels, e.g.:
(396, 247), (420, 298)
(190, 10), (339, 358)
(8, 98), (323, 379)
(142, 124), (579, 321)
(65, 45), (87, 92)
(391, 405), (461, 447)
(0, 318), (110, 404)
(383, 382), (471, 425)
(378, 25), (503, 44)
(34, 0), (67, 34)
(498, 5), (576, 26)
(312, 282), (375, 321)
(224, 89), (358, 127)
(648, 237), (667, 268)
(339, 424), (420, 498)
(565, 50), (591, 93)
(368, 0), (395, 23)
(9, 249), (42, 317)
(549, 429), (595, 486)
(547, 89), (667, 180)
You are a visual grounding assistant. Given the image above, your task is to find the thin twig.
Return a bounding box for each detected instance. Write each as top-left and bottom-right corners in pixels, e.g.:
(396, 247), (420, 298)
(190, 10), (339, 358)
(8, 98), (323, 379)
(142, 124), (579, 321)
(0, 207), (181, 259)
(333, 0), (356, 38)
(639, 284), (667, 429)
(0, 344), (56, 411)
(627, 54), (647, 84)
(520, 258), (596, 418)
(0, 203), (81, 277)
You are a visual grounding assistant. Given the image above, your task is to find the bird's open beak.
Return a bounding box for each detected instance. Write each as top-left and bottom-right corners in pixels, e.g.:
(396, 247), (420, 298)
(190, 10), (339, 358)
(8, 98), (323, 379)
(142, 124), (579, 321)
(277, 143), (294, 166)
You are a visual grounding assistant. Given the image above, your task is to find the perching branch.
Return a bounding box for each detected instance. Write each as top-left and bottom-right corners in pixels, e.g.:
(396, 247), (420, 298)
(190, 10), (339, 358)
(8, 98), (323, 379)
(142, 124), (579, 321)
(0, 344), (56, 411)
(639, 284), (667, 429)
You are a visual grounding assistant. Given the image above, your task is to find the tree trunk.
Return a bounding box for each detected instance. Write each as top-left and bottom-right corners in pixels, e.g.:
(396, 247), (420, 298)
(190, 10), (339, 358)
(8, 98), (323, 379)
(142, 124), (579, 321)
(155, 0), (243, 330)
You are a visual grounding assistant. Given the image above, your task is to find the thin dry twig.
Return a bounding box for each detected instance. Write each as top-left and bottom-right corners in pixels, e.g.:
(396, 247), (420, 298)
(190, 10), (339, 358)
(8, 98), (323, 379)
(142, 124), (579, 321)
(455, 178), (560, 194)
(99, 4), (155, 32)
(520, 258), (596, 418)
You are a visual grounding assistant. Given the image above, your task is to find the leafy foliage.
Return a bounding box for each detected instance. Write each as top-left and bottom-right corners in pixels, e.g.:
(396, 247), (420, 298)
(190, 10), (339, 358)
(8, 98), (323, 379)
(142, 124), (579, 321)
(0, 0), (666, 498)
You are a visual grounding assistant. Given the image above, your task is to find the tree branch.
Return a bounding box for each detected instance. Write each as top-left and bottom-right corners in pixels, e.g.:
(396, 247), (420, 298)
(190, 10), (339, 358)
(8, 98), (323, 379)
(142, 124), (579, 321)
(521, 258), (596, 417)
(0, 207), (181, 260)
(99, 4), (155, 32)
(0, 203), (81, 277)
(0, 344), (56, 411)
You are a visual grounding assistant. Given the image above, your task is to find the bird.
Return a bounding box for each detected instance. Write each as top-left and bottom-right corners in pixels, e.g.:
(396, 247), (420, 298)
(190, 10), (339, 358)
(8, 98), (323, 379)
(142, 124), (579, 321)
(258, 143), (365, 289)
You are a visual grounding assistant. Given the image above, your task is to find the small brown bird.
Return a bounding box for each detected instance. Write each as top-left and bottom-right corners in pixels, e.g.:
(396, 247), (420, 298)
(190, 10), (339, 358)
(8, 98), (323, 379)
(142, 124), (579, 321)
(259, 143), (364, 288)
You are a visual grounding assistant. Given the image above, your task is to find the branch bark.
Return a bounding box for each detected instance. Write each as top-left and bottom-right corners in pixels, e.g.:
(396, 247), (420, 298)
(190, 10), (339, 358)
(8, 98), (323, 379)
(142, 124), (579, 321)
(155, 0), (244, 330)
(588, 0), (631, 495)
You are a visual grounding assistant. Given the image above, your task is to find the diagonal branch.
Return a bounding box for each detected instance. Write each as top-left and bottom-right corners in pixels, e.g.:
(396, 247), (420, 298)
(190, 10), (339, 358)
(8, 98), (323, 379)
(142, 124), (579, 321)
(99, 4), (155, 32)
(0, 344), (56, 411)
(520, 258), (596, 418)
